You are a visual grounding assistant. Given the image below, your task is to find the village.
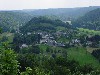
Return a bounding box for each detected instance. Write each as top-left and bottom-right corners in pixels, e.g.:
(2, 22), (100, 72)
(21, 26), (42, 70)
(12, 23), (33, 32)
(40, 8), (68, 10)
(20, 30), (100, 49)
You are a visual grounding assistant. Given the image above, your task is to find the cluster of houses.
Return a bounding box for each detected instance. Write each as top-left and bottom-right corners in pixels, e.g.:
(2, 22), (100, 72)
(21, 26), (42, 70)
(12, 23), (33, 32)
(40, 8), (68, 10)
(40, 33), (65, 47)
(20, 31), (100, 49)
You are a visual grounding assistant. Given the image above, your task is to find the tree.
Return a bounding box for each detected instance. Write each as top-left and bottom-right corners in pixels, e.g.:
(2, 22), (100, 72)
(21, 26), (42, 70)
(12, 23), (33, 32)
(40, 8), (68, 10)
(0, 27), (2, 33)
(46, 47), (51, 53)
(29, 45), (40, 54)
(1, 36), (8, 42)
(20, 67), (32, 75)
(0, 49), (19, 75)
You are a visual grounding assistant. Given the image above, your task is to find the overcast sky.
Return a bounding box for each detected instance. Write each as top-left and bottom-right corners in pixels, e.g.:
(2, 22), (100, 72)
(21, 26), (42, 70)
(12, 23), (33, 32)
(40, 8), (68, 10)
(0, 0), (100, 10)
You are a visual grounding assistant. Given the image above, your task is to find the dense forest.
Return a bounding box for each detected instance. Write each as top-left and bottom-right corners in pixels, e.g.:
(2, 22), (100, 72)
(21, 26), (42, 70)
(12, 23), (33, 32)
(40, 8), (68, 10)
(0, 6), (100, 75)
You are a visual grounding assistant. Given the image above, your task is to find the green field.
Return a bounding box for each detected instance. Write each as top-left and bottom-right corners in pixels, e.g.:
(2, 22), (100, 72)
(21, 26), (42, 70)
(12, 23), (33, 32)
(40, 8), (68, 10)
(56, 37), (69, 43)
(39, 44), (100, 68)
(56, 26), (66, 31)
(67, 47), (100, 68)
(78, 28), (100, 35)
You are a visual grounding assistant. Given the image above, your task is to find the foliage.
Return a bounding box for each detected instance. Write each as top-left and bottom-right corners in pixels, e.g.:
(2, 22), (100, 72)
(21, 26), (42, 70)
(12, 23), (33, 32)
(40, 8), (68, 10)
(24, 6), (100, 21)
(92, 49), (100, 62)
(73, 8), (100, 30)
(0, 48), (19, 75)
(20, 67), (32, 75)
(20, 16), (69, 33)
(13, 33), (41, 45)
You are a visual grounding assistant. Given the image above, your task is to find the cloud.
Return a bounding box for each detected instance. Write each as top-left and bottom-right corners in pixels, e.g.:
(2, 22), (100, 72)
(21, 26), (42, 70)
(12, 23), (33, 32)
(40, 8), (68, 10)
(0, 0), (100, 10)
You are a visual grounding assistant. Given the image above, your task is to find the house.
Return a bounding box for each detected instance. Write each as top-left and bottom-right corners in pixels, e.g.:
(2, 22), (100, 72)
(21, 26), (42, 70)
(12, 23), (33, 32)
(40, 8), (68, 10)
(20, 44), (28, 49)
(71, 39), (80, 44)
(56, 43), (65, 47)
(27, 32), (31, 35)
(86, 41), (93, 46)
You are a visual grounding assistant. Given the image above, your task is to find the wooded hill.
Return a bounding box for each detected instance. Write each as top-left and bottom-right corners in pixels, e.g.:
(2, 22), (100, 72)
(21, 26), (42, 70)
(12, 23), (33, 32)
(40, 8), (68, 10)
(23, 6), (100, 21)
(73, 8), (100, 30)
(0, 6), (100, 32)
(20, 16), (70, 33)
(0, 11), (32, 32)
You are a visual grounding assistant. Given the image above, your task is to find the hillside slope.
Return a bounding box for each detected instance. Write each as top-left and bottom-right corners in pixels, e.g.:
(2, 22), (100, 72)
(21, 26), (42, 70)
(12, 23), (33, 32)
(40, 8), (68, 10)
(0, 11), (32, 32)
(20, 16), (70, 33)
(23, 6), (100, 21)
(72, 8), (100, 30)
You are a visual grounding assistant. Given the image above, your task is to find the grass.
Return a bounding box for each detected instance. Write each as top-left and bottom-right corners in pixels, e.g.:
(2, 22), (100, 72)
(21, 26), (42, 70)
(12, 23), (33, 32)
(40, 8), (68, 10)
(78, 28), (100, 35)
(39, 44), (65, 52)
(56, 37), (69, 43)
(56, 26), (66, 31)
(39, 44), (49, 51)
(39, 44), (100, 70)
(86, 47), (100, 53)
(67, 47), (100, 68)
(39, 44), (100, 68)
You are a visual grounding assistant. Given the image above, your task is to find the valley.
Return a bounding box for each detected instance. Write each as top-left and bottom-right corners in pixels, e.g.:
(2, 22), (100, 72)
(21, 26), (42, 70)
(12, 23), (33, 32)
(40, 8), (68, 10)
(0, 6), (100, 75)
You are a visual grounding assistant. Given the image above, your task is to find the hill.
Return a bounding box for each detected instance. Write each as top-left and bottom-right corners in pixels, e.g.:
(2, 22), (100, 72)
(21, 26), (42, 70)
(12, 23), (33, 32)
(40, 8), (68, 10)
(20, 16), (70, 33)
(23, 6), (100, 21)
(73, 8), (100, 30)
(0, 6), (100, 32)
(0, 11), (32, 32)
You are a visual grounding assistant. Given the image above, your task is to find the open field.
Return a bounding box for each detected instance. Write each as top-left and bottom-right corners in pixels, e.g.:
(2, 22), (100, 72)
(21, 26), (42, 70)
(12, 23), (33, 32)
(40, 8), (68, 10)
(86, 47), (100, 53)
(39, 44), (100, 68)
(67, 47), (100, 68)
(78, 28), (100, 35)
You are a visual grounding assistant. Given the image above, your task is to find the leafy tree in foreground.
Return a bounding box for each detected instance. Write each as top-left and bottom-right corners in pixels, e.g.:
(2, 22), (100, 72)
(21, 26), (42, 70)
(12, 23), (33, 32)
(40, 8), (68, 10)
(0, 48), (19, 75)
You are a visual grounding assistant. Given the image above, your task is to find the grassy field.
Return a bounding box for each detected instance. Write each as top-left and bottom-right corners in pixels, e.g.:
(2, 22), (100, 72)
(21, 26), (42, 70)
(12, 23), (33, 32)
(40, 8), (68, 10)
(67, 47), (100, 68)
(56, 37), (69, 43)
(39, 44), (65, 53)
(56, 26), (66, 31)
(39, 44), (100, 68)
(78, 28), (100, 35)
(86, 47), (100, 53)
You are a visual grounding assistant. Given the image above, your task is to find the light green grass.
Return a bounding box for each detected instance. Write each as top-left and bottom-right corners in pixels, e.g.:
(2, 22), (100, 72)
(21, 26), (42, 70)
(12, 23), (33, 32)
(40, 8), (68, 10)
(78, 28), (100, 35)
(56, 26), (66, 31)
(39, 44), (100, 68)
(67, 47), (100, 68)
(39, 44), (49, 51)
(56, 37), (69, 43)
(39, 44), (65, 52)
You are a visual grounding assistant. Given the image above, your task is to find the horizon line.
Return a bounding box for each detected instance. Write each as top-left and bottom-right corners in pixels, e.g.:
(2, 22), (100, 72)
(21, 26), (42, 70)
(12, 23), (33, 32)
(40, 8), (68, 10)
(0, 6), (100, 11)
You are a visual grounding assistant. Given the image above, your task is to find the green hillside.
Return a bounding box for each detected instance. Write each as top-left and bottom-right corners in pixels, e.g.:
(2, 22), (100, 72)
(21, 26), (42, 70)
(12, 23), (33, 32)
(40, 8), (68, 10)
(0, 11), (32, 32)
(23, 6), (100, 21)
(0, 6), (100, 32)
(20, 16), (70, 33)
(73, 8), (100, 30)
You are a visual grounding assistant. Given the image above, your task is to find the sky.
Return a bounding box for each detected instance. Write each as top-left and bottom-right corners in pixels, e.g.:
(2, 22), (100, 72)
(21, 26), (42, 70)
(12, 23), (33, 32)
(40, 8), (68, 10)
(0, 0), (100, 10)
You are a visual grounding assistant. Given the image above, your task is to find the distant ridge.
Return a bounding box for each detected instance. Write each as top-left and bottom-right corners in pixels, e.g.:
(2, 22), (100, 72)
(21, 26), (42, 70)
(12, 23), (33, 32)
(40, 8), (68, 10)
(73, 8), (100, 30)
(22, 6), (100, 21)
